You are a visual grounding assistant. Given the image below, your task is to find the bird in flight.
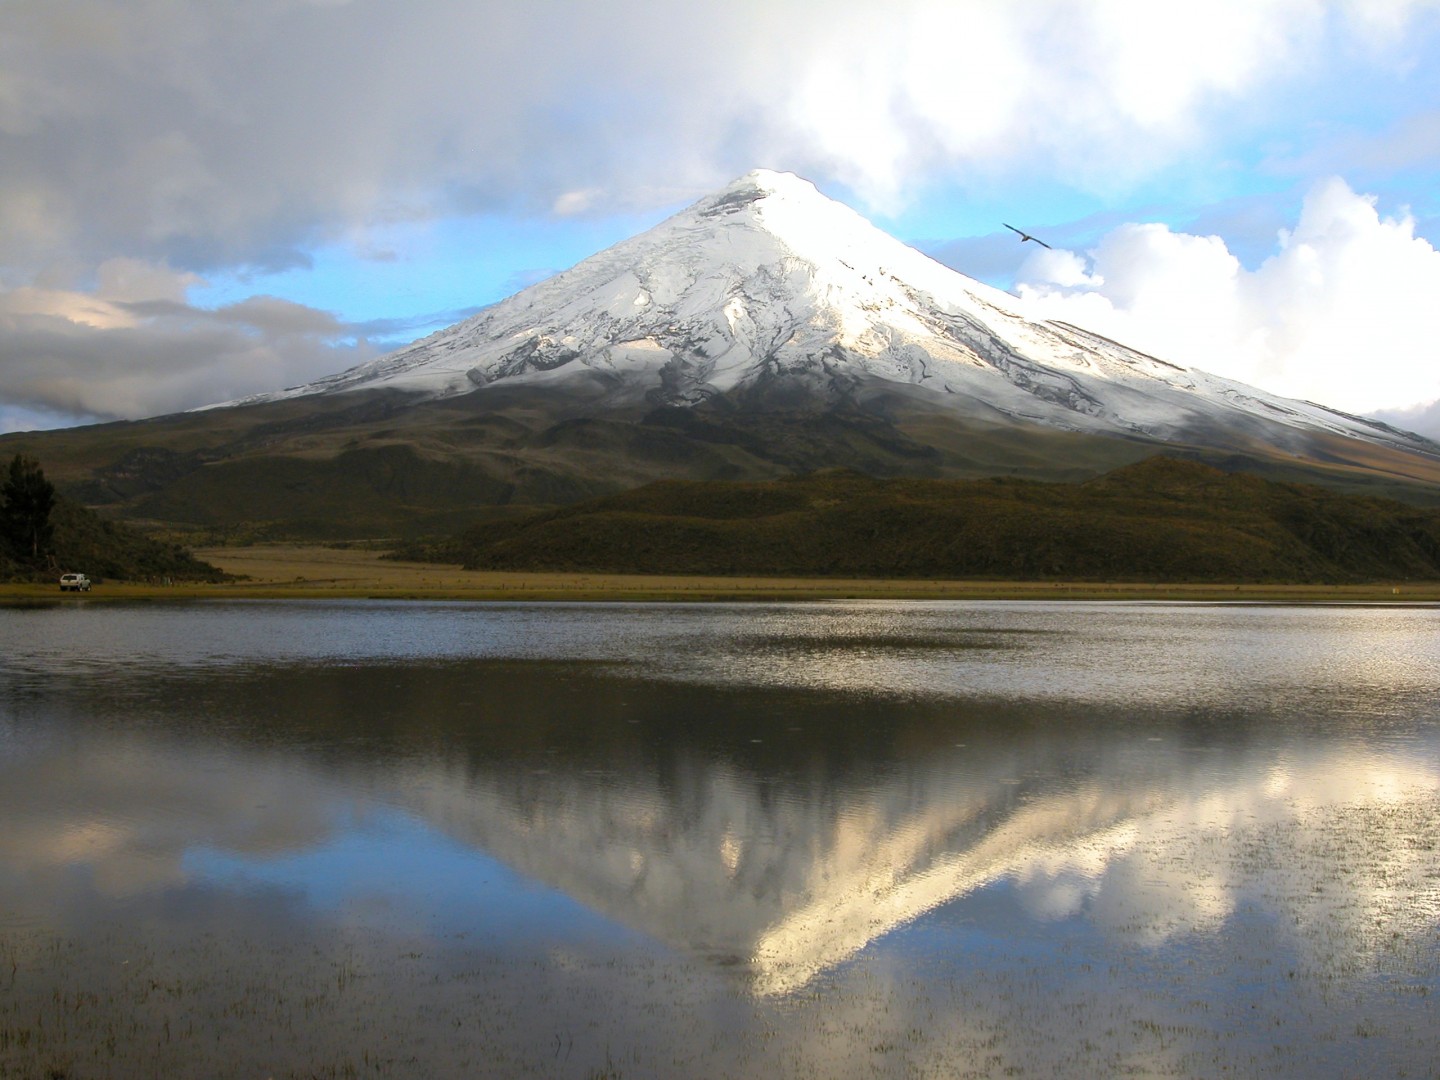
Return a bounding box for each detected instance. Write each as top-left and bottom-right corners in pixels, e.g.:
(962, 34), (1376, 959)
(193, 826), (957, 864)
(1003, 223), (1052, 249)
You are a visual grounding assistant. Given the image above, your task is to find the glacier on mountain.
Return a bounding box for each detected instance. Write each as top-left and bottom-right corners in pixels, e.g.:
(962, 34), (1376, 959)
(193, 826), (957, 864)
(221, 170), (1434, 459)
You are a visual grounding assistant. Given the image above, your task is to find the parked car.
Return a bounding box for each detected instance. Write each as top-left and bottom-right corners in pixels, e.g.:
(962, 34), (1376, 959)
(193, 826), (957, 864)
(59, 573), (91, 592)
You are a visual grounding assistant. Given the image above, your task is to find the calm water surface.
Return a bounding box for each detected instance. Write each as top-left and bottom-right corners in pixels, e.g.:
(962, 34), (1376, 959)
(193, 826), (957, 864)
(1, 600), (1438, 1078)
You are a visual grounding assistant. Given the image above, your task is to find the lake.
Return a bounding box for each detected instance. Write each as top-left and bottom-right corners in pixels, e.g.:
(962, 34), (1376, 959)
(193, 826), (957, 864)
(1, 599), (1437, 1078)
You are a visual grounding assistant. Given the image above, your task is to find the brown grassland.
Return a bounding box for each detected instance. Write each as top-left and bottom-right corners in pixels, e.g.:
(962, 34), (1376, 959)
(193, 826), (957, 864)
(3, 543), (1439, 603)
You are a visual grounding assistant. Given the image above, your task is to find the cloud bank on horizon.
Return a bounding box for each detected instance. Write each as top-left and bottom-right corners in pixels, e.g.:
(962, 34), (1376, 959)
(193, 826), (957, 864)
(1, 0), (1438, 434)
(1018, 177), (1440, 418)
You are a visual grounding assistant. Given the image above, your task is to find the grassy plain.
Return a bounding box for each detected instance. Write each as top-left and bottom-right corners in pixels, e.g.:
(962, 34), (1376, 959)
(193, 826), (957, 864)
(3, 542), (1439, 603)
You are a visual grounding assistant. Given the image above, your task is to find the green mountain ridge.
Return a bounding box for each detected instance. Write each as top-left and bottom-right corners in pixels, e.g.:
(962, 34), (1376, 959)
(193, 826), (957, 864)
(403, 457), (1440, 584)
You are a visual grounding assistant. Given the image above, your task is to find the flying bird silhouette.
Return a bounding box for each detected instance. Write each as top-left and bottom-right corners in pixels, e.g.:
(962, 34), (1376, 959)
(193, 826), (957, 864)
(1003, 223), (1052, 249)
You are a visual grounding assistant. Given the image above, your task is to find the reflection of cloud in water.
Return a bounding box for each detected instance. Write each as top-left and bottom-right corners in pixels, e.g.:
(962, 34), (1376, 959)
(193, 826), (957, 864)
(1001, 751), (1440, 978)
(0, 733), (343, 899)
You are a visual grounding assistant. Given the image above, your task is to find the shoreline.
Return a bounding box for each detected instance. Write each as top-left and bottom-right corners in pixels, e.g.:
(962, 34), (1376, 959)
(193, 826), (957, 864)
(2, 544), (1439, 604)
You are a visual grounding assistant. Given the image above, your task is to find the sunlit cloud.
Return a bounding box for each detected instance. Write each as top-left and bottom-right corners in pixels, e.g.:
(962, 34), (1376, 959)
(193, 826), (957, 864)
(1016, 177), (1440, 415)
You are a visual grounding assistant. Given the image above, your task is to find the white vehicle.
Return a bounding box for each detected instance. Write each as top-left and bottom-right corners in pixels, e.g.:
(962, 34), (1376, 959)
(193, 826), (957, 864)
(59, 573), (91, 592)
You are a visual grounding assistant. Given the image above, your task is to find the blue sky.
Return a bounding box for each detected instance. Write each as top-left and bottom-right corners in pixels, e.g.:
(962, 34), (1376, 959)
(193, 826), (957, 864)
(3, 0), (1440, 434)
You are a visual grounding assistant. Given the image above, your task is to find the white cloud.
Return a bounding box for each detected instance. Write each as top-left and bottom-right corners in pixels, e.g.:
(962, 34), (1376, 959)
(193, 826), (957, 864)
(552, 189), (603, 217)
(0, 260), (375, 427)
(1373, 398), (1440, 438)
(760, 0), (1333, 205)
(2, 0), (1437, 270)
(1016, 178), (1440, 414)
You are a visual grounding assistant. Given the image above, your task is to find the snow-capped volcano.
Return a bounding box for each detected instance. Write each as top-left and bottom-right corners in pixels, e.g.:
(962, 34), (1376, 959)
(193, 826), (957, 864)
(245, 169), (1433, 459)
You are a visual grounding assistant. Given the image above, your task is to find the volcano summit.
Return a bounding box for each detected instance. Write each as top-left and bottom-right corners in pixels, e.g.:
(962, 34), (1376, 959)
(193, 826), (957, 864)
(9, 171), (1440, 537)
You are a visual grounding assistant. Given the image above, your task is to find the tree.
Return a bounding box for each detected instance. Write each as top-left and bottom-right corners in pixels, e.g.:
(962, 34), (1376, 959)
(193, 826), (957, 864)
(1, 454), (56, 563)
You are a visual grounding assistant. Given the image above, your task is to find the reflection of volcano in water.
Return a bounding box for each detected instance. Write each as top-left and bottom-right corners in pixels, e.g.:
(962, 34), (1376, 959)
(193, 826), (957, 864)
(405, 754), (1169, 995)
(364, 664), (1439, 996)
(7, 657), (1439, 1000)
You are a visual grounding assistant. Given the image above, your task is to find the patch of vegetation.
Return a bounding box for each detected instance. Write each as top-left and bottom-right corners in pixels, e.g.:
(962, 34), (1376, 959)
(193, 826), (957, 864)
(3, 456), (57, 563)
(0, 454), (223, 584)
(41, 500), (226, 583)
(407, 457), (1440, 583)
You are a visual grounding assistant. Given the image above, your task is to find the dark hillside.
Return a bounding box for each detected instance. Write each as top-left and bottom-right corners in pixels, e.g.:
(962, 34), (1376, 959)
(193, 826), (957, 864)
(412, 458), (1440, 583)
